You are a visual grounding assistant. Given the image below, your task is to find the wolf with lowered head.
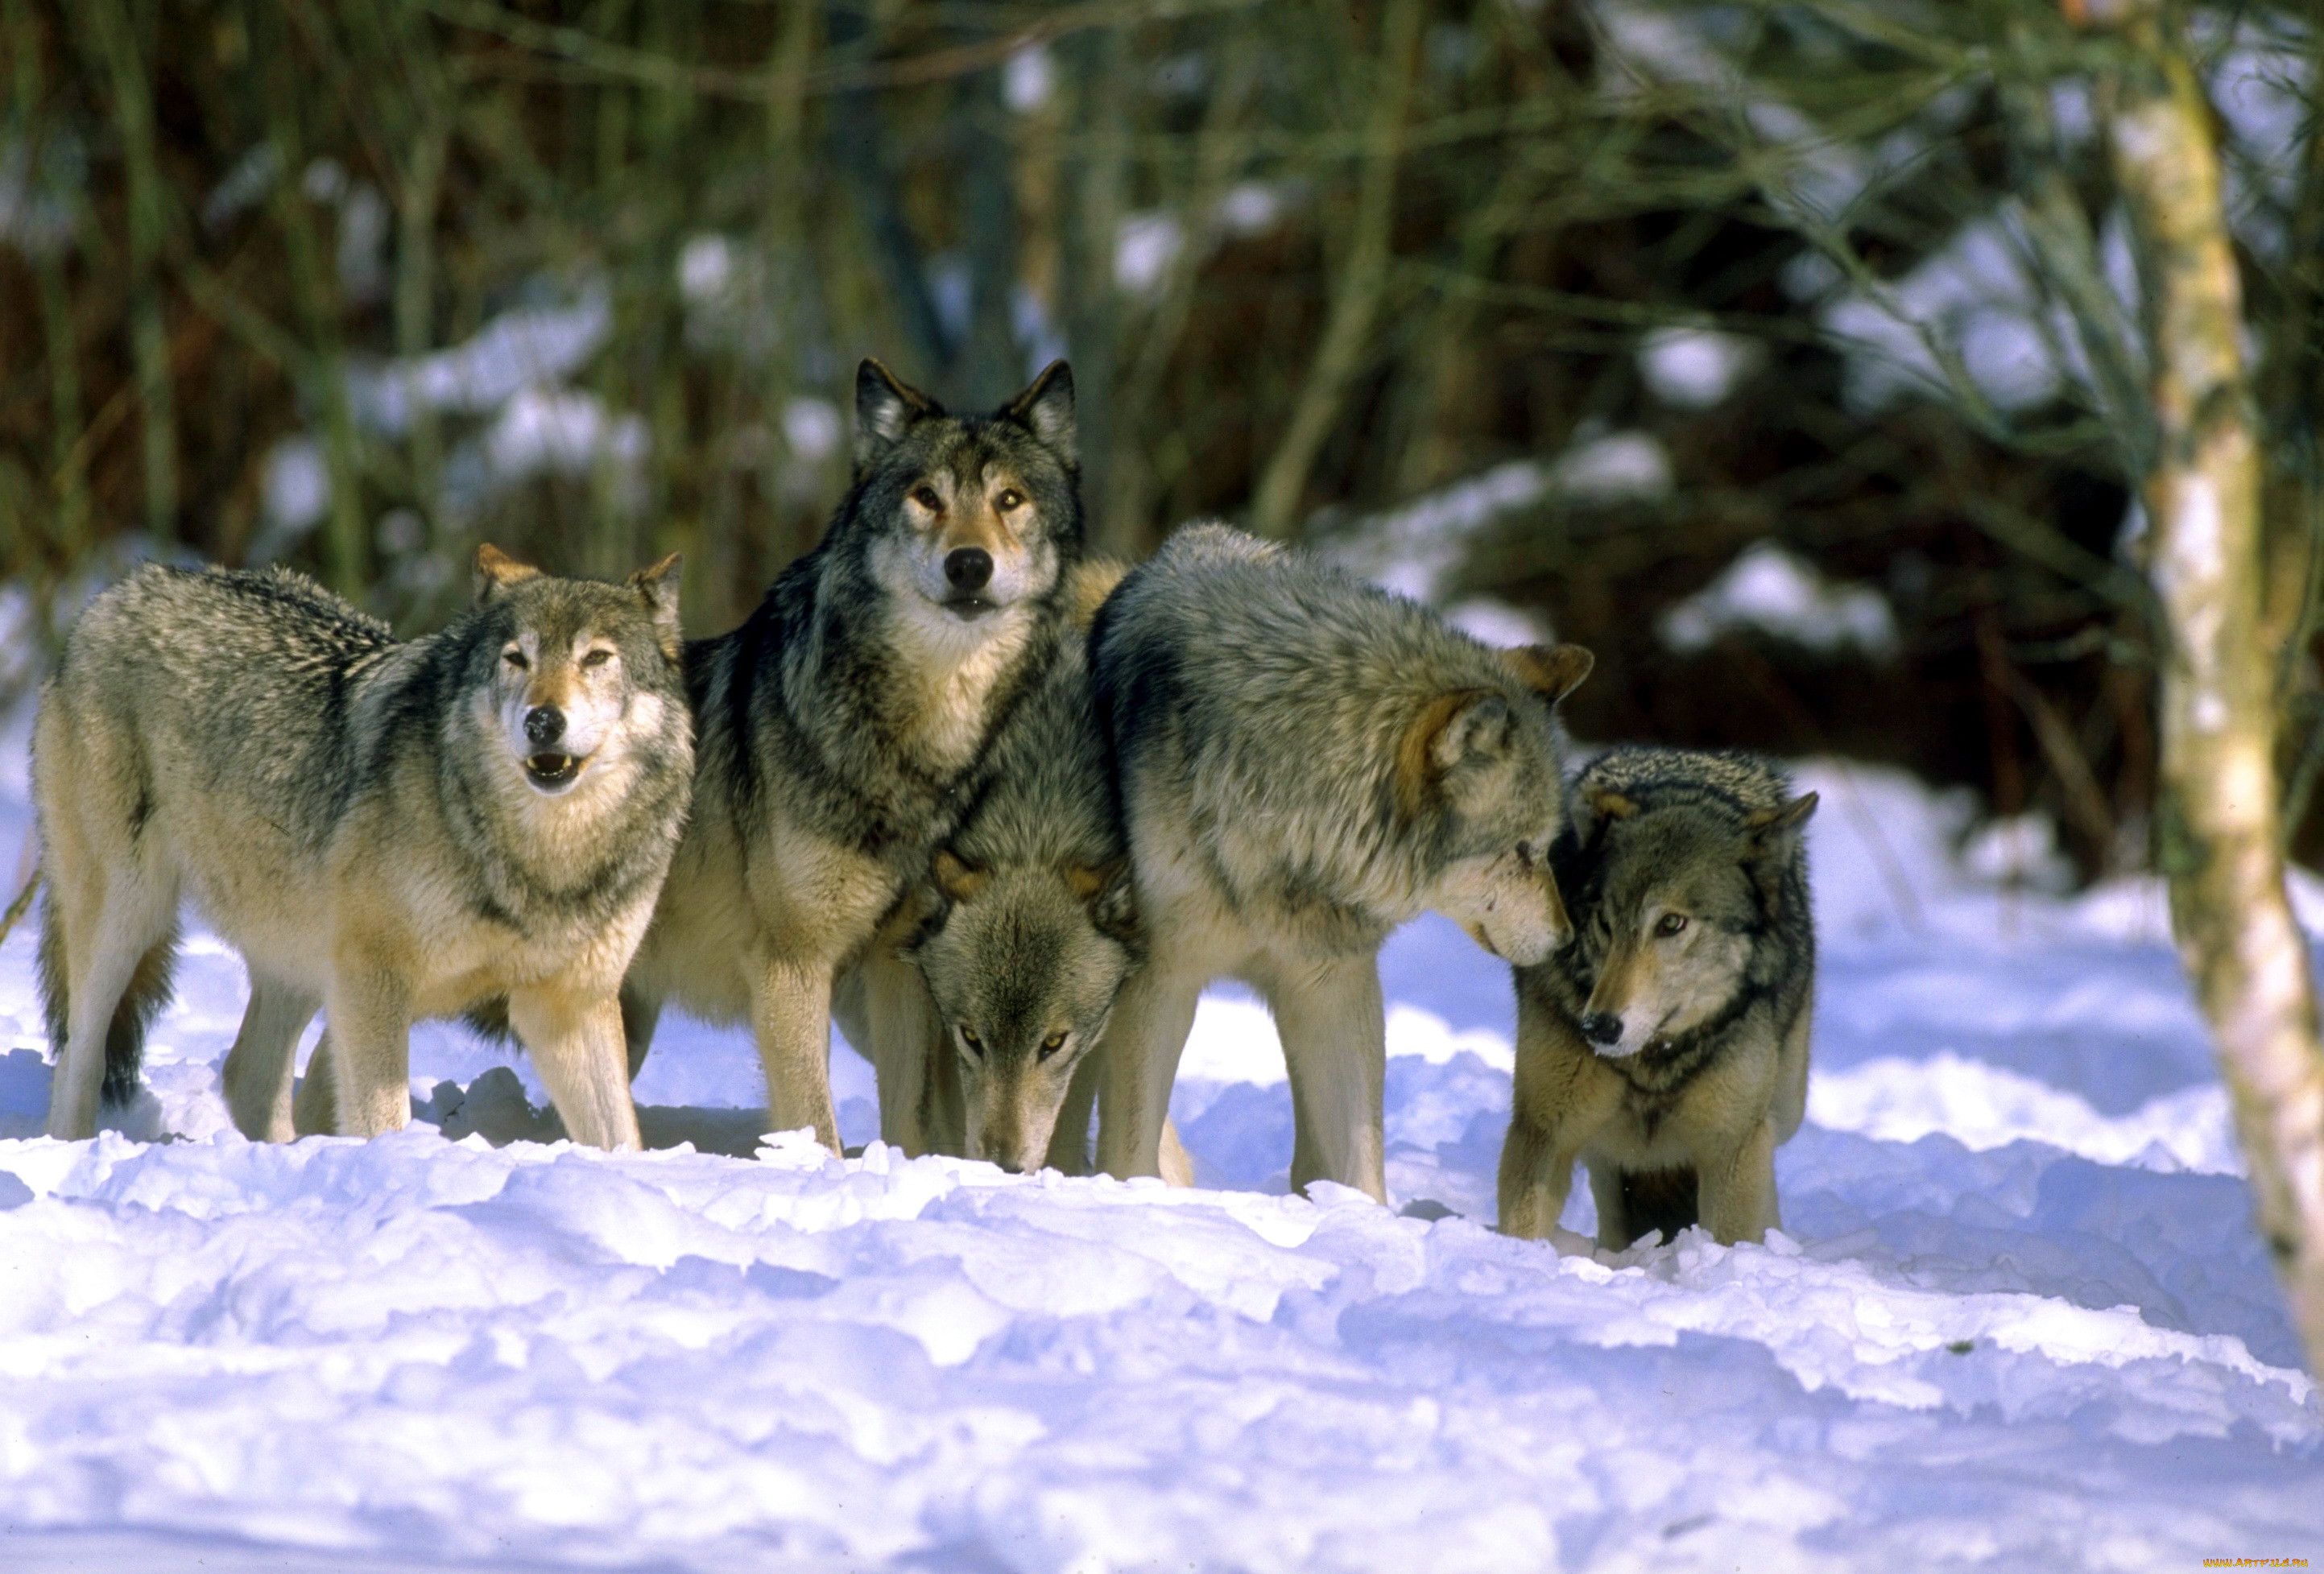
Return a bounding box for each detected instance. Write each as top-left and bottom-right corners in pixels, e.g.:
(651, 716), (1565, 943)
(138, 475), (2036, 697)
(1499, 746), (1816, 1249)
(623, 359), (1082, 1150)
(833, 561), (1185, 1180)
(1089, 523), (1593, 1201)
(37, 547), (692, 1147)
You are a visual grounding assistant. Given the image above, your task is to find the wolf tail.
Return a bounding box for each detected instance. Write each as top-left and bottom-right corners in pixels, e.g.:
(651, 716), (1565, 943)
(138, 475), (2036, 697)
(36, 884), (180, 1109)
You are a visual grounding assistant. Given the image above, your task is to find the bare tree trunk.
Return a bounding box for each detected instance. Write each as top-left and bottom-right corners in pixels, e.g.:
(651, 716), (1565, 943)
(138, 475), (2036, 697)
(2102, 0), (2324, 1375)
(1246, 0), (1423, 539)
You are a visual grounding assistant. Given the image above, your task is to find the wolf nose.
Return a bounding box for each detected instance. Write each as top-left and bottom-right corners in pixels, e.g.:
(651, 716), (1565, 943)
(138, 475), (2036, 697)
(945, 547), (993, 593)
(524, 705), (565, 747)
(1580, 1012), (1623, 1046)
(995, 1156), (1024, 1175)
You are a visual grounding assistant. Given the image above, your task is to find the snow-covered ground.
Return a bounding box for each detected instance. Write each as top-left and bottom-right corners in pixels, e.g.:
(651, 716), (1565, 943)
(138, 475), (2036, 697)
(1, 709), (2318, 1569)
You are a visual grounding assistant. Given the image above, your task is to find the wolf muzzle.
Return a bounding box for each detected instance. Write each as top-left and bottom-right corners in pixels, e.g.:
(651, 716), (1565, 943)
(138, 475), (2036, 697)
(521, 704), (584, 791)
(945, 547), (993, 593)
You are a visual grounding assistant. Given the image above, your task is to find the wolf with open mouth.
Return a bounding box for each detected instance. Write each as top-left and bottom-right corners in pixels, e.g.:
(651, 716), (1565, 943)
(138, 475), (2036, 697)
(35, 547), (693, 1149)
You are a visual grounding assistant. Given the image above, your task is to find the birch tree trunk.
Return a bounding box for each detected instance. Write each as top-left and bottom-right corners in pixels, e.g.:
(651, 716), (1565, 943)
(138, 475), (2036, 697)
(2101, 0), (2324, 1374)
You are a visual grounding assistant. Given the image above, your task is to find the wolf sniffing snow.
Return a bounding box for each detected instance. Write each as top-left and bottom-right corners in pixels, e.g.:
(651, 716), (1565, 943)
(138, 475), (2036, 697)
(36, 547), (693, 1148)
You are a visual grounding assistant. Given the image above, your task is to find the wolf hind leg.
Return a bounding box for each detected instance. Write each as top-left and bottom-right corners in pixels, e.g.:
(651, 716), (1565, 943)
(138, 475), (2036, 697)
(1260, 952), (1387, 1204)
(220, 976), (319, 1142)
(292, 1031), (341, 1135)
(1595, 1161), (1699, 1250)
(42, 866), (178, 1141)
(620, 985), (661, 1083)
(1156, 1116), (1195, 1188)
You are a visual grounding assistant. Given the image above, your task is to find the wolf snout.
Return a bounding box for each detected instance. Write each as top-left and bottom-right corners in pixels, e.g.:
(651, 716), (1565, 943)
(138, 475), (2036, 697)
(1580, 1011), (1623, 1047)
(945, 547), (995, 594)
(523, 705), (565, 747)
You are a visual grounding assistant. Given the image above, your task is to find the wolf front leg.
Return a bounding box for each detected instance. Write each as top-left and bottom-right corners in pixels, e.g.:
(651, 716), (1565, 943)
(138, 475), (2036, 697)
(751, 954), (843, 1152)
(1496, 1108), (1578, 1241)
(219, 977), (319, 1142)
(322, 961), (415, 1138)
(1263, 953), (1388, 1203)
(1695, 1116), (1782, 1246)
(861, 940), (945, 1155)
(1094, 964), (1206, 1180)
(510, 984), (643, 1151)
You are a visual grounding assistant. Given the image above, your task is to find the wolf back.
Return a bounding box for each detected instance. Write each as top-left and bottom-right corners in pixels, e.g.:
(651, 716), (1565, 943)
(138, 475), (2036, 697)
(622, 360), (1084, 1152)
(1500, 746), (1816, 1248)
(35, 552), (693, 1146)
(1086, 523), (1592, 1200)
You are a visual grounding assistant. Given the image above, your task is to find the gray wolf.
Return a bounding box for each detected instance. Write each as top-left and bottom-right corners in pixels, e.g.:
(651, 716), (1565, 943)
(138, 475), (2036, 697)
(1088, 523), (1593, 1201)
(35, 547), (693, 1148)
(1499, 746), (1816, 1248)
(835, 560), (1186, 1180)
(622, 358), (1083, 1152)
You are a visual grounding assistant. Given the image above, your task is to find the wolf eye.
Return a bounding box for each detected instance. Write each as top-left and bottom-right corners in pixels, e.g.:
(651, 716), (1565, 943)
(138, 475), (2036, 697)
(581, 648), (613, 668)
(1655, 913), (1689, 937)
(996, 488), (1025, 511)
(1039, 1031), (1067, 1060)
(912, 485), (942, 511)
(503, 648), (528, 671)
(958, 1026), (982, 1055)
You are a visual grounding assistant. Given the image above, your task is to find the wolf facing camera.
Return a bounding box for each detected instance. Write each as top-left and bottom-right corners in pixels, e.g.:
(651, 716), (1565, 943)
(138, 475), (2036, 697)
(1499, 746), (1817, 1249)
(35, 547), (693, 1149)
(1088, 523), (1593, 1202)
(622, 358), (1083, 1152)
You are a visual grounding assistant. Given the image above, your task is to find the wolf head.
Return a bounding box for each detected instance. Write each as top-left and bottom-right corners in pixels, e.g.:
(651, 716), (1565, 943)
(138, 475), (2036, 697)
(841, 358), (1081, 633)
(461, 544), (689, 804)
(903, 849), (1139, 1174)
(1402, 643), (1594, 967)
(1565, 786), (1817, 1059)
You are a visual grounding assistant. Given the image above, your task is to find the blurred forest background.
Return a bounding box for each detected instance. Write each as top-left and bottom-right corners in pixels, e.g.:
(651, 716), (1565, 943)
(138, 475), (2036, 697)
(1, 0), (2318, 883)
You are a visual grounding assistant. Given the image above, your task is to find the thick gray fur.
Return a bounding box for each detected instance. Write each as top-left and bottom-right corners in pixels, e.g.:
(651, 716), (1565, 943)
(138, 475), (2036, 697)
(1087, 523), (1592, 1200)
(35, 558), (693, 1145)
(883, 618), (1141, 1172)
(1503, 746), (1816, 1249)
(622, 360), (1085, 1151)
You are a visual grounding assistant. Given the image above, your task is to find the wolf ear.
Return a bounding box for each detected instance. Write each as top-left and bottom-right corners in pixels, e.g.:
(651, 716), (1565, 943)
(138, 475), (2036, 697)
(1002, 359), (1077, 466)
(1502, 643), (1594, 704)
(1395, 689), (1511, 820)
(1588, 787), (1640, 822)
(855, 358), (938, 468)
(473, 543), (542, 601)
(1743, 791), (1817, 907)
(627, 552), (684, 662)
(932, 849), (988, 904)
(1071, 859), (1141, 947)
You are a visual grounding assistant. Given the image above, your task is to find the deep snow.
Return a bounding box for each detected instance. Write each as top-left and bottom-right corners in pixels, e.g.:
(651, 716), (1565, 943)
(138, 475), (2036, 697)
(0, 715), (2318, 1570)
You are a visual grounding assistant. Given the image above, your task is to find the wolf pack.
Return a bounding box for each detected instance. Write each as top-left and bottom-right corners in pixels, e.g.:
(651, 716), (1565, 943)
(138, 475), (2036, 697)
(29, 357), (1820, 1252)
